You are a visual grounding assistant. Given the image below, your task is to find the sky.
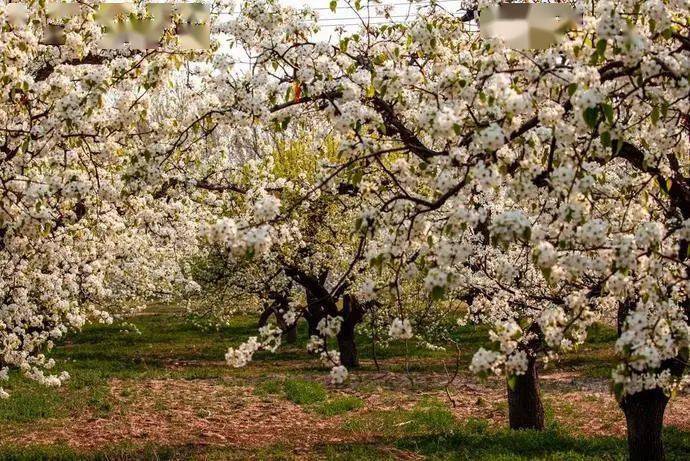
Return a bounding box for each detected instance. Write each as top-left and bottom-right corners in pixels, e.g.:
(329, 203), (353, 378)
(222, 0), (469, 64)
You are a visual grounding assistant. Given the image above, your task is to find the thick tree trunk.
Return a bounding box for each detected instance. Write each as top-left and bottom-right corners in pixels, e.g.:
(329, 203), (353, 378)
(507, 356), (544, 430)
(283, 322), (298, 344)
(306, 317), (320, 337)
(337, 330), (358, 368)
(616, 301), (673, 461)
(620, 389), (668, 461)
(304, 289), (322, 338)
(336, 295), (364, 368)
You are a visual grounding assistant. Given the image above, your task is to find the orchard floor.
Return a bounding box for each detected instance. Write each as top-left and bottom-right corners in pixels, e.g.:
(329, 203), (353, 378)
(1, 304), (689, 460)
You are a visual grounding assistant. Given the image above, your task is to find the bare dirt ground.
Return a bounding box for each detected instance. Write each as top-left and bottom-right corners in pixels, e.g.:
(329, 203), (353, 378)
(4, 368), (689, 452)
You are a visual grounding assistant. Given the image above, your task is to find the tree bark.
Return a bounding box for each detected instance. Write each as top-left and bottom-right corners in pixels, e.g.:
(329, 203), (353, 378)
(620, 389), (668, 461)
(337, 333), (358, 368)
(616, 301), (675, 461)
(507, 356), (545, 430)
(257, 305), (272, 328)
(283, 321), (298, 344)
(259, 295), (297, 344)
(304, 288), (323, 338)
(272, 307), (298, 345)
(285, 266), (369, 367)
(336, 295), (364, 368)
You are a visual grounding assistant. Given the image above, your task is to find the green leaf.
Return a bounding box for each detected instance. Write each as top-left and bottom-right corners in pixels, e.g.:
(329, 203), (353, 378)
(353, 170), (364, 186)
(329, 0), (337, 13)
(596, 38), (607, 56)
(339, 37), (350, 52)
(507, 375), (517, 390)
(651, 105), (660, 126)
(661, 101), (669, 119)
(373, 53), (387, 65)
(602, 103), (614, 124)
(430, 285), (445, 301)
(583, 107), (599, 129)
(567, 83), (578, 97)
(540, 267), (552, 280)
(600, 131), (611, 147)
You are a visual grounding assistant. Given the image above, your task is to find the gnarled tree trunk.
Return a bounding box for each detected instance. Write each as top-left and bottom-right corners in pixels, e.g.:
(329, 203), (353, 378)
(285, 266), (369, 368)
(259, 290), (298, 344)
(336, 295), (365, 368)
(507, 355), (544, 430)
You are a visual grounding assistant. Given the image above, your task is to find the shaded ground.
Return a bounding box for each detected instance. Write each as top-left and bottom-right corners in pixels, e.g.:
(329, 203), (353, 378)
(0, 305), (688, 460)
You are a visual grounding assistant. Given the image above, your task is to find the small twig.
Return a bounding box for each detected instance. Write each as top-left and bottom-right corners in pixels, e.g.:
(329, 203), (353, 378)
(442, 341), (462, 408)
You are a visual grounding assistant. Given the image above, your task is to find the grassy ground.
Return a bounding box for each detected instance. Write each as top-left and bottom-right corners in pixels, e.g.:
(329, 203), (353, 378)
(0, 304), (688, 460)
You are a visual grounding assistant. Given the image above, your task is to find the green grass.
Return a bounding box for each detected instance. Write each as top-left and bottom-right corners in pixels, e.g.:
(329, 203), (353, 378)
(3, 428), (689, 461)
(0, 444), (294, 461)
(558, 323), (619, 379)
(342, 398), (457, 436)
(1, 305), (688, 461)
(320, 444), (399, 460)
(393, 423), (627, 460)
(0, 443), (202, 461)
(0, 383), (64, 422)
(0, 313), (642, 428)
(335, 403), (690, 461)
(0, 304), (262, 424)
(253, 378), (284, 397)
(0, 371), (113, 423)
(312, 395), (364, 416)
(283, 378), (328, 405)
(255, 379), (362, 416)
